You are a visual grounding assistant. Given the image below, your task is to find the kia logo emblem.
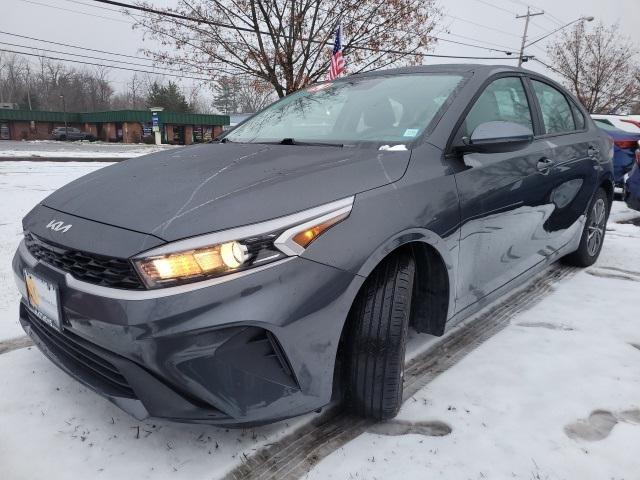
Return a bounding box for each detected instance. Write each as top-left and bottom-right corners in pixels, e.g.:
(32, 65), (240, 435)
(46, 220), (72, 233)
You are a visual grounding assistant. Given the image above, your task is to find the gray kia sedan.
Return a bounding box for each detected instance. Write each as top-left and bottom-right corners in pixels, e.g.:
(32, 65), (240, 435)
(13, 65), (613, 426)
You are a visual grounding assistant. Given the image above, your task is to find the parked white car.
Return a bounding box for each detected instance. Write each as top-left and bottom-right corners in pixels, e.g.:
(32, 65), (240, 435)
(591, 114), (640, 133)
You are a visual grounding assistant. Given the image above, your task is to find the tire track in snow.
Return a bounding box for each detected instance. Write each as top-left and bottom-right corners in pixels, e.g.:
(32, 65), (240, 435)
(0, 335), (33, 355)
(224, 264), (577, 480)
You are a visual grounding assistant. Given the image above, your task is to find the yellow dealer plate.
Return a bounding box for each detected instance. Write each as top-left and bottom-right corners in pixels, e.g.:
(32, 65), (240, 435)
(25, 270), (62, 331)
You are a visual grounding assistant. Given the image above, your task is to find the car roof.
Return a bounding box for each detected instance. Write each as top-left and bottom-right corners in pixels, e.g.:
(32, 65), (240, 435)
(348, 63), (533, 79)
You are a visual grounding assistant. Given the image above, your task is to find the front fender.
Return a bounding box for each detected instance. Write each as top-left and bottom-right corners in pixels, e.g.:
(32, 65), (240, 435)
(301, 177), (460, 324)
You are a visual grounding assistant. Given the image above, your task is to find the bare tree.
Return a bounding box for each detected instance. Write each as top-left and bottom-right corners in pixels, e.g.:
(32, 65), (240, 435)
(212, 75), (276, 114)
(132, 0), (441, 97)
(127, 74), (148, 109)
(236, 77), (277, 112)
(187, 83), (213, 113)
(0, 54), (118, 112)
(547, 22), (640, 113)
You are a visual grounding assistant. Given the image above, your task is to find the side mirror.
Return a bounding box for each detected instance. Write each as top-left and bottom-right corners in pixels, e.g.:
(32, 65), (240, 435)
(461, 121), (533, 154)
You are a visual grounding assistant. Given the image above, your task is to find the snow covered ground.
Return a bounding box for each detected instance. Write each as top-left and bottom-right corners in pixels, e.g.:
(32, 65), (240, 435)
(0, 140), (176, 159)
(0, 162), (110, 341)
(1, 161), (639, 479)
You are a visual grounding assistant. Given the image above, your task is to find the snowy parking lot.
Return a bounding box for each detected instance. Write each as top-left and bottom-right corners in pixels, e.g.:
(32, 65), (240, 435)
(1, 161), (639, 479)
(0, 140), (177, 160)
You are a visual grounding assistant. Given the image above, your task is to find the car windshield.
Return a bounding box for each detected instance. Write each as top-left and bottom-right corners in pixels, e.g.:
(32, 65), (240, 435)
(593, 120), (617, 131)
(225, 73), (465, 144)
(594, 120), (631, 135)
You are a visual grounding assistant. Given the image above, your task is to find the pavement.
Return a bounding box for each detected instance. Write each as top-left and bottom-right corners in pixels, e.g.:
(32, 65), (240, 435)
(0, 140), (178, 161)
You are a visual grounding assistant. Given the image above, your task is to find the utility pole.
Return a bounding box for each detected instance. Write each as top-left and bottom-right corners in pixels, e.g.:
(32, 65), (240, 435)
(516, 7), (544, 67)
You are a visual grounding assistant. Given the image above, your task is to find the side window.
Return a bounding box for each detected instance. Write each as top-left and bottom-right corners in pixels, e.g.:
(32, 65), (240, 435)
(570, 102), (585, 130)
(464, 77), (533, 136)
(531, 80), (575, 134)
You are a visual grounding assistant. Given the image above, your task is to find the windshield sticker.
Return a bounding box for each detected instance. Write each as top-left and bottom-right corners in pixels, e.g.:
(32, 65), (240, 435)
(403, 128), (419, 137)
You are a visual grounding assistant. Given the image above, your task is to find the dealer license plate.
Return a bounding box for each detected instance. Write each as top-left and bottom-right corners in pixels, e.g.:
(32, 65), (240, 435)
(24, 270), (62, 331)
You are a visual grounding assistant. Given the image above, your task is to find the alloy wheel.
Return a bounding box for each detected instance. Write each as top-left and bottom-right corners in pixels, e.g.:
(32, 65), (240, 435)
(587, 198), (606, 257)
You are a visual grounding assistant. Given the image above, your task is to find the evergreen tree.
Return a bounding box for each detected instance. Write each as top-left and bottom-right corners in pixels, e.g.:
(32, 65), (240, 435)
(146, 81), (192, 112)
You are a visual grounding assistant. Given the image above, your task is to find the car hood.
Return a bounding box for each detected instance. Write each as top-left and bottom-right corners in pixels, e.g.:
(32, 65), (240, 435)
(42, 143), (411, 242)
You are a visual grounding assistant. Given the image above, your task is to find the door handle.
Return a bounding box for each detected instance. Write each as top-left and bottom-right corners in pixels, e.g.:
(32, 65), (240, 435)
(537, 157), (554, 172)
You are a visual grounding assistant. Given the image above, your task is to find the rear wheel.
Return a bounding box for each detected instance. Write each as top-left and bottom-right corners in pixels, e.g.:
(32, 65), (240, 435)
(563, 188), (609, 267)
(344, 251), (415, 420)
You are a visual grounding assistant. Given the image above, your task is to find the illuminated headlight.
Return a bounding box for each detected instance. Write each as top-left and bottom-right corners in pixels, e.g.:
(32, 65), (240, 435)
(133, 197), (353, 289)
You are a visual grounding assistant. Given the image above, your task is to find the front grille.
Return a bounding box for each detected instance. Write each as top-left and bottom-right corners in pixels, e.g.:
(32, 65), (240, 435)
(24, 232), (145, 290)
(25, 309), (136, 398)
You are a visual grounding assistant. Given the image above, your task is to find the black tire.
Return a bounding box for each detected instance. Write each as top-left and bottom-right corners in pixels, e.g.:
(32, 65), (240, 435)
(563, 188), (609, 267)
(345, 251), (415, 420)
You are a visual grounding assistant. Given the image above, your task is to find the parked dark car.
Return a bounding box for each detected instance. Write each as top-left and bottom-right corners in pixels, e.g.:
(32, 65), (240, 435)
(13, 65), (614, 426)
(593, 120), (640, 192)
(624, 148), (640, 211)
(51, 126), (96, 141)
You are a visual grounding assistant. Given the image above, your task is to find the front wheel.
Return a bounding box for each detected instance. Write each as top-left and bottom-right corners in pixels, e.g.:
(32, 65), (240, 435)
(344, 251), (415, 420)
(563, 188), (609, 267)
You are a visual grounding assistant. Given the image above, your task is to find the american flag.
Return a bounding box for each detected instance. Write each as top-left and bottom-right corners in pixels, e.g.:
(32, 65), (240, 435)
(328, 25), (345, 80)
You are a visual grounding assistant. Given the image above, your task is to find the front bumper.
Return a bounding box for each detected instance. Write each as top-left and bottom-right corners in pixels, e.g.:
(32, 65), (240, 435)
(626, 191), (640, 211)
(13, 241), (362, 426)
(626, 167), (640, 212)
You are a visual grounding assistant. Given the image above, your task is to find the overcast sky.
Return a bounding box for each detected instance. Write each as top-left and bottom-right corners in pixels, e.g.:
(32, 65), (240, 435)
(2, 0), (639, 106)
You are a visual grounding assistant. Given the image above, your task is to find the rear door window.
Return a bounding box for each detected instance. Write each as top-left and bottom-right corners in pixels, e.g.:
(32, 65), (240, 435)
(531, 80), (575, 134)
(570, 102), (586, 130)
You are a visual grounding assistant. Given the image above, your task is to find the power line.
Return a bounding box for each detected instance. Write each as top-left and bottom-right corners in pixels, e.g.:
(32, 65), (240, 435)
(90, 0), (523, 60)
(0, 40), (212, 77)
(2, 46), (530, 91)
(471, 0), (517, 16)
(503, 0), (567, 27)
(20, 0), (518, 56)
(443, 32), (519, 51)
(62, 0), (142, 17)
(444, 14), (522, 39)
(0, 47), (215, 81)
(545, 12), (569, 27)
(13, 0), (529, 68)
(304, 1), (519, 54)
(0, 30), (150, 62)
(0, 30), (518, 78)
(529, 19), (555, 36)
(92, 0), (258, 33)
(434, 37), (515, 54)
(18, 0), (133, 24)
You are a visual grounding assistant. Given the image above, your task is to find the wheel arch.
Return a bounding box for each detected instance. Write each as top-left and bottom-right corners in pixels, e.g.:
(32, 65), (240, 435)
(599, 176), (614, 206)
(331, 229), (454, 401)
(352, 228), (455, 336)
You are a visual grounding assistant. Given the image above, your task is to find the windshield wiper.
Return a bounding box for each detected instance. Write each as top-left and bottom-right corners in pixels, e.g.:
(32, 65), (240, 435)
(278, 138), (344, 148)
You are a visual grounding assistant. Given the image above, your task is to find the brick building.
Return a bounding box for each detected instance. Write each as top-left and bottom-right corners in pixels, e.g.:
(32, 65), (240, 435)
(0, 109), (229, 144)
